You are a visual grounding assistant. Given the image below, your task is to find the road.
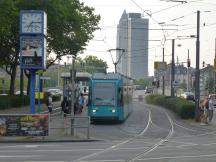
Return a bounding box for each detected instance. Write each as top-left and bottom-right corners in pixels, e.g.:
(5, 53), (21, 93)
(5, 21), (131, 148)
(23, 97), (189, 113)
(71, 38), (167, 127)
(0, 90), (216, 162)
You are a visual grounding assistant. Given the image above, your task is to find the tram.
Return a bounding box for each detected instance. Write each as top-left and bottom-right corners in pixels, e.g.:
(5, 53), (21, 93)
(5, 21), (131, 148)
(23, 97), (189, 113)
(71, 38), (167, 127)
(88, 73), (133, 122)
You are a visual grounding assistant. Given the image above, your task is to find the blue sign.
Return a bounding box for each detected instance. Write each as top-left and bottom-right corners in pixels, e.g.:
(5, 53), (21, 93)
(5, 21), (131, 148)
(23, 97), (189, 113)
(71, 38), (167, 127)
(20, 35), (46, 70)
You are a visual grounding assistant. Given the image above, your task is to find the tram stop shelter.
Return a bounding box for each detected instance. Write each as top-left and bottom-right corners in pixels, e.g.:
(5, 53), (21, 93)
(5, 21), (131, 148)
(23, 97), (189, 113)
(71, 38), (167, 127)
(61, 72), (91, 98)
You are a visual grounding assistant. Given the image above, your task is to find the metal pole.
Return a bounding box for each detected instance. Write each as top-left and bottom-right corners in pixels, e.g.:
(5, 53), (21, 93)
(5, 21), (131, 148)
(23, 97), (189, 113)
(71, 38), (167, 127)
(171, 39), (175, 97)
(214, 38), (216, 95)
(70, 56), (75, 136)
(162, 47), (165, 95)
(195, 10), (200, 121)
(20, 68), (24, 107)
(30, 70), (36, 114)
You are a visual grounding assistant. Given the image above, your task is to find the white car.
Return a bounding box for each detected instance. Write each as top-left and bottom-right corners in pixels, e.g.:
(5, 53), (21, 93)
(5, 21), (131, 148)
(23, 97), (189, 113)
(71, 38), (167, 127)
(180, 92), (195, 101)
(15, 90), (27, 95)
(46, 89), (63, 96)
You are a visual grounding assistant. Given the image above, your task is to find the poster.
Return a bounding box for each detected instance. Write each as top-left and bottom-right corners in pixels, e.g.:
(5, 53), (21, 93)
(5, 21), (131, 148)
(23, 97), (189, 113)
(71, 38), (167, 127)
(20, 36), (46, 69)
(0, 114), (49, 136)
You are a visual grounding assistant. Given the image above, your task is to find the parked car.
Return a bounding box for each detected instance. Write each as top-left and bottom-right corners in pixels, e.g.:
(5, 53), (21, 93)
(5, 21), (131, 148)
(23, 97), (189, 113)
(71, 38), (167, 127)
(15, 90), (27, 95)
(144, 87), (153, 94)
(46, 88), (63, 96)
(180, 92), (195, 101)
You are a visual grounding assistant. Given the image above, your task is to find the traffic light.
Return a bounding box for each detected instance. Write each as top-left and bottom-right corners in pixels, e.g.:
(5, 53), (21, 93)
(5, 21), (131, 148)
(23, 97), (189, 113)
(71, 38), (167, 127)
(187, 59), (190, 67)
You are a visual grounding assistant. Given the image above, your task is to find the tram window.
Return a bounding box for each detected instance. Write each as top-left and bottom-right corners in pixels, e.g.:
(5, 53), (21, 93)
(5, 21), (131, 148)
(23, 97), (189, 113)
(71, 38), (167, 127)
(118, 87), (123, 106)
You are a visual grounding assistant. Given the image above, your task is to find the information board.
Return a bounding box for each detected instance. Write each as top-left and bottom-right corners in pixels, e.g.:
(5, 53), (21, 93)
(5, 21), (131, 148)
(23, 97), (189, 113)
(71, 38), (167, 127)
(20, 36), (46, 69)
(0, 114), (49, 136)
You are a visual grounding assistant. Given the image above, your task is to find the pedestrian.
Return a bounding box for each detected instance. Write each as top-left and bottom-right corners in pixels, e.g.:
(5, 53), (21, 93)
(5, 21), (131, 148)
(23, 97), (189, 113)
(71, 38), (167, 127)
(78, 93), (85, 114)
(208, 95), (214, 123)
(46, 93), (53, 113)
(61, 96), (69, 117)
(203, 95), (209, 125)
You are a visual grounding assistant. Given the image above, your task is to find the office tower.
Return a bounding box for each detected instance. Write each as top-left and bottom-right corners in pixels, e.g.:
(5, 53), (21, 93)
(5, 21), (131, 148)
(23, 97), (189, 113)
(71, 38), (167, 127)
(117, 10), (149, 79)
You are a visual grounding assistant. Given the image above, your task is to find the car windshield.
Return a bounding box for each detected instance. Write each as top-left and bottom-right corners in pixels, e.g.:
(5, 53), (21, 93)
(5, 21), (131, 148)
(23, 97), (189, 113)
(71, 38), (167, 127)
(93, 82), (116, 106)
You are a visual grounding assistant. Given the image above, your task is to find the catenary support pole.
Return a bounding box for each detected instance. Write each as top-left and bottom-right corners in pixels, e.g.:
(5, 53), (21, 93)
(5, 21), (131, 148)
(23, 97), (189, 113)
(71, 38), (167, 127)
(162, 47), (165, 95)
(171, 39), (175, 97)
(195, 10), (200, 121)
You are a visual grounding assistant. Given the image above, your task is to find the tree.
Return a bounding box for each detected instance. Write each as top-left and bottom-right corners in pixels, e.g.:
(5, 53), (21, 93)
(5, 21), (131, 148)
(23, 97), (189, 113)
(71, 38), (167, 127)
(0, 0), (100, 95)
(82, 56), (108, 74)
(134, 79), (150, 89)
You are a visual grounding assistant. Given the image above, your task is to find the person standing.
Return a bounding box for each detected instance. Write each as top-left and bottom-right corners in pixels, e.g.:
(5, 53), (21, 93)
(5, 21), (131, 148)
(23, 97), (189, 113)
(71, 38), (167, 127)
(201, 96), (209, 125)
(78, 93), (85, 114)
(46, 93), (53, 113)
(208, 95), (214, 123)
(61, 96), (69, 117)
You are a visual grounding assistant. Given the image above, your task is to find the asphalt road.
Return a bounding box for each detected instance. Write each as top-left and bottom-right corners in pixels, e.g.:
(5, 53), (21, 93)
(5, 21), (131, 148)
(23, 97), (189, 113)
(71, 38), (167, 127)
(0, 90), (216, 162)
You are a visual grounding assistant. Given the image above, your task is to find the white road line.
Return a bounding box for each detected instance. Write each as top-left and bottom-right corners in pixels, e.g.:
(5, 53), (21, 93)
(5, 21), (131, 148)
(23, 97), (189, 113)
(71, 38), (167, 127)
(0, 155), (38, 158)
(72, 109), (152, 162)
(0, 149), (103, 153)
(138, 153), (216, 161)
(127, 110), (175, 162)
(138, 109), (151, 136)
(174, 122), (203, 132)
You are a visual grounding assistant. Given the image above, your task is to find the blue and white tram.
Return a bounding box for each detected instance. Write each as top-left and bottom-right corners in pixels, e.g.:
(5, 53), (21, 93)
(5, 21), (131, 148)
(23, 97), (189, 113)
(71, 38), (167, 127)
(88, 73), (133, 122)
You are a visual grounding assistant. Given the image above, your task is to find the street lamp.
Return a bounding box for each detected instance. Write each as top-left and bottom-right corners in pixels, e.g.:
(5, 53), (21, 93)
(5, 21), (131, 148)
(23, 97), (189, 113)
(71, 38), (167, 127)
(108, 48), (125, 73)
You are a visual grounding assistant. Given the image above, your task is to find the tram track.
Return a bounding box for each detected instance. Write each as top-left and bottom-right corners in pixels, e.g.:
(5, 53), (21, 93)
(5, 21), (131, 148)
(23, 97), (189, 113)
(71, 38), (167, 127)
(73, 104), (176, 162)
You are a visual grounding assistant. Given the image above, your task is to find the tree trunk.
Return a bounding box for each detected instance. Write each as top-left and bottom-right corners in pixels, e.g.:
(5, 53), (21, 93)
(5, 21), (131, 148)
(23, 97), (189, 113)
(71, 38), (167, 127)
(9, 67), (16, 95)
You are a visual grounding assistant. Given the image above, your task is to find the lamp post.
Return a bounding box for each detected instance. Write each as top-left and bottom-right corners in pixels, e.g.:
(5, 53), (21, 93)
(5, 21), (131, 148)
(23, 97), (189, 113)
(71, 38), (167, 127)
(108, 48), (125, 73)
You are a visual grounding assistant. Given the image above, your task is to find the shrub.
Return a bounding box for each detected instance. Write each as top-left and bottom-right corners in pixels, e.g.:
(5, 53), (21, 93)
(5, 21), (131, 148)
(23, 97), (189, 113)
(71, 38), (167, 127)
(145, 94), (195, 119)
(0, 95), (29, 109)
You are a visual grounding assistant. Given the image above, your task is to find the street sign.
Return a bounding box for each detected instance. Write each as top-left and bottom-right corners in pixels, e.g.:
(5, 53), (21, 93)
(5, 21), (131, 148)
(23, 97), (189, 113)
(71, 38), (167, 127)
(154, 61), (167, 70)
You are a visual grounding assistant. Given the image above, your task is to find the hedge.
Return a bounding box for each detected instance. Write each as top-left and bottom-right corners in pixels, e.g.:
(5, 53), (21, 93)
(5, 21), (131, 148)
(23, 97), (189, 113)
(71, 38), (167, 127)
(0, 93), (61, 110)
(145, 94), (195, 119)
(0, 95), (30, 110)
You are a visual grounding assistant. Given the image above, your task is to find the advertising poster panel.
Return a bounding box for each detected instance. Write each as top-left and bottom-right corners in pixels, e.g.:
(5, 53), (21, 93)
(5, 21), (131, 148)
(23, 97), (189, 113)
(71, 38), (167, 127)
(0, 114), (49, 136)
(20, 36), (46, 69)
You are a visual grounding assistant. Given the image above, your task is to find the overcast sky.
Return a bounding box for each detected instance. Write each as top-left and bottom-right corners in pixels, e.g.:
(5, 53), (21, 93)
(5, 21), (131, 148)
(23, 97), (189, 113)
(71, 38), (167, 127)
(79, 0), (216, 75)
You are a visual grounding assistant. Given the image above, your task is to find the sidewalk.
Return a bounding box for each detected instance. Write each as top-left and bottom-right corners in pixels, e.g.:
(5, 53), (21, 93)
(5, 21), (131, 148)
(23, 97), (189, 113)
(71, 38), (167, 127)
(188, 109), (216, 131)
(0, 102), (94, 142)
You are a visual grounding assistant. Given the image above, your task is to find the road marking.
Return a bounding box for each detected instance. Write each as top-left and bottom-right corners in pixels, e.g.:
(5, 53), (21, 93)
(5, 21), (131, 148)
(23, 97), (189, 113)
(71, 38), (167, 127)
(138, 153), (216, 161)
(0, 149), (103, 153)
(138, 109), (151, 136)
(126, 109), (175, 162)
(72, 109), (152, 162)
(174, 122), (202, 132)
(0, 155), (38, 158)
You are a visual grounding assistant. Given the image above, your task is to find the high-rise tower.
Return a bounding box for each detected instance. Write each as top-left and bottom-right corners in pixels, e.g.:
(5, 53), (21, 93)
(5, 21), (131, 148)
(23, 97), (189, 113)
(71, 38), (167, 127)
(117, 11), (149, 79)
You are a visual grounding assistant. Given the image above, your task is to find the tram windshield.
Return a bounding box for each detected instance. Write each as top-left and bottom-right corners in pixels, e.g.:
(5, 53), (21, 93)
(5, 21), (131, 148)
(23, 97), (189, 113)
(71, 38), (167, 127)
(93, 82), (116, 106)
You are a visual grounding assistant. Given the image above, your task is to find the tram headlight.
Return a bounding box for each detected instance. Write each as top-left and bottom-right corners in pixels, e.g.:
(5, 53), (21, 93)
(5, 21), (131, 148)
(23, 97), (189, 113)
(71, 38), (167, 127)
(92, 109), (97, 113)
(111, 109), (116, 113)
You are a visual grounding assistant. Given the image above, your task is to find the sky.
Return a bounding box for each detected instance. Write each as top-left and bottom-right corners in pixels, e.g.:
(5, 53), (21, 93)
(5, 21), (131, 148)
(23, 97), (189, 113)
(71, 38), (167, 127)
(79, 0), (216, 76)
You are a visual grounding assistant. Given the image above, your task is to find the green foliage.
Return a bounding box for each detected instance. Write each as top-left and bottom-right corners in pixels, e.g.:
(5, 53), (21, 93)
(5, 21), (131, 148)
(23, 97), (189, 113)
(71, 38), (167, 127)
(0, 95), (29, 109)
(134, 79), (151, 89)
(145, 94), (195, 119)
(0, 0), (100, 94)
(75, 56), (107, 73)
